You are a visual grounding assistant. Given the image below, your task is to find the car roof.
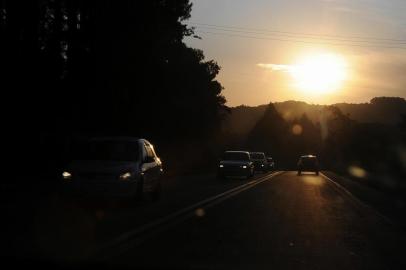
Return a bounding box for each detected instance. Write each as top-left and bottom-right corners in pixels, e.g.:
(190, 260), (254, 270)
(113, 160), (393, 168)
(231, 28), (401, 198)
(224, 151), (250, 154)
(250, 152), (265, 155)
(300, 155), (317, 158)
(89, 136), (142, 143)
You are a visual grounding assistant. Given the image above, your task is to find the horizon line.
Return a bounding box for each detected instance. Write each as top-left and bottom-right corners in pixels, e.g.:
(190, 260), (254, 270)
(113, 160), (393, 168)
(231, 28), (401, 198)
(229, 96), (406, 108)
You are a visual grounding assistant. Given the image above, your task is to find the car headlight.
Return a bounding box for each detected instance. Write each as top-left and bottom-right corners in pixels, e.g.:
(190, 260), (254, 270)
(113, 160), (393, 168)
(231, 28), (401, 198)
(219, 164), (224, 168)
(119, 172), (132, 181)
(62, 171), (72, 180)
(242, 165), (247, 169)
(261, 164), (264, 167)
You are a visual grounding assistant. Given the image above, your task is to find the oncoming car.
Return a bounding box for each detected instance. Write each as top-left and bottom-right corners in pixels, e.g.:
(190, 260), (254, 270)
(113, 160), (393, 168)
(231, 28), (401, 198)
(217, 151), (254, 179)
(297, 155), (319, 175)
(61, 137), (163, 201)
(267, 157), (275, 170)
(250, 152), (269, 172)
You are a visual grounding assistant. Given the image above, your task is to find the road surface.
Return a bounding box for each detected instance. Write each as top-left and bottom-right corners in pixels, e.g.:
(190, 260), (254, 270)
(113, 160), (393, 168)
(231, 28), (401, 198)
(104, 171), (406, 270)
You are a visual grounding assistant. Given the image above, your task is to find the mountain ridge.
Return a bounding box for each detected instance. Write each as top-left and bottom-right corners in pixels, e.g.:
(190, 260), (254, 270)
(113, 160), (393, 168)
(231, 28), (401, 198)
(223, 97), (406, 136)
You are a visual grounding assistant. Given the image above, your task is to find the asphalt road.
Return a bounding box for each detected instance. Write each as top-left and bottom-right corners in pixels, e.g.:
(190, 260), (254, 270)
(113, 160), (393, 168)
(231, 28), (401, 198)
(2, 172), (257, 261)
(106, 171), (406, 270)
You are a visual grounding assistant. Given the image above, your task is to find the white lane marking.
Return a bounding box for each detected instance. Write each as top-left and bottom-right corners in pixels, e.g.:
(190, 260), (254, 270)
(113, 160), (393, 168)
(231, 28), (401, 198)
(320, 172), (397, 227)
(93, 171), (283, 258)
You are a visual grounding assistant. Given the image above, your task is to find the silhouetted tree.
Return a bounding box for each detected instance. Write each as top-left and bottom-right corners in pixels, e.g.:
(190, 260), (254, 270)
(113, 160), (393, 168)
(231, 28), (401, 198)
(290, 113), (322, 158)
(246, 104), (292, 167)
(318, 106), (355, 170)
(3, 0), (227, 180)
(400, 114), (406, 131)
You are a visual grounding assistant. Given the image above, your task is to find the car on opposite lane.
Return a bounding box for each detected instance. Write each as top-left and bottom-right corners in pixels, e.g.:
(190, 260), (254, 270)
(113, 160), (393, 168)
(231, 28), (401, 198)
(217, 151), (254, 179)
(61, 137), (163, 201)
(267, 156), (275, 171)
(250, 152), (269, 172)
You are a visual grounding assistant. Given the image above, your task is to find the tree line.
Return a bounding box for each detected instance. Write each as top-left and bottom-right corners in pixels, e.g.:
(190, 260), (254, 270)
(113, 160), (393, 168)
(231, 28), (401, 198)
(1, 0), (228, 180)
(2, 1), (404, 188)
(242, 103), (406, 192)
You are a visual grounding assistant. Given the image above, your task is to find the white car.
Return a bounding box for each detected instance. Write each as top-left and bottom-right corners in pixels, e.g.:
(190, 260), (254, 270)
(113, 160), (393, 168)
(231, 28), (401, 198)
(61, 137), (163, 200)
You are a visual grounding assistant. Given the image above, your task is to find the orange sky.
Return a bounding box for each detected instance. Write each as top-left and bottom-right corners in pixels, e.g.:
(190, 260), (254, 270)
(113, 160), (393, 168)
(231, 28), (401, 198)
(185, 0), (406, 106)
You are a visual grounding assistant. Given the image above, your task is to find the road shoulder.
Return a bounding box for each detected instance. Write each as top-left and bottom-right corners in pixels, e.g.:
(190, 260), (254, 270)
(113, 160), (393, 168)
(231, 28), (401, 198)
(322, 171), (406, 230)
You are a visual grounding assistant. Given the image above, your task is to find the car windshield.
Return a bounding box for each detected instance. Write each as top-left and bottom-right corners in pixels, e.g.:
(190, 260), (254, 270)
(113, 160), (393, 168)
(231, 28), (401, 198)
(222, 152), (249, 161)
(251, 153), (265, 160)
(83, 140), (139, 161)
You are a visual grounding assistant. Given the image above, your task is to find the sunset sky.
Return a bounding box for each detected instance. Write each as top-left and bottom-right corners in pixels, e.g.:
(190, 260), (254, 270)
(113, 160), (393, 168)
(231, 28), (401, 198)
(184, 0), (406, 106)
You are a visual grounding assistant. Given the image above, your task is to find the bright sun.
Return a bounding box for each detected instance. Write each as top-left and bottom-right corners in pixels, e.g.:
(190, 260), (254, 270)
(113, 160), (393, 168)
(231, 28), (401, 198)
(291, 53), (348, 94)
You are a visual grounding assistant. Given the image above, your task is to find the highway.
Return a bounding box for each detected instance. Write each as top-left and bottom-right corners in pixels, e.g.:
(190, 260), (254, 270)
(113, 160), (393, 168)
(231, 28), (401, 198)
(101, 171), (406, 270)
(4, 171), (406, 270)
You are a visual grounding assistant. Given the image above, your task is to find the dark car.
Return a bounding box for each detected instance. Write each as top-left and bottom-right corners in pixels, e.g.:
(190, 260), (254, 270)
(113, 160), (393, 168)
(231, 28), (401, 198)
(217, 151), (255, 179)
(267, 157), (275, 170)
(62, 137), (163, 201)
(250, 152), (269, 172)
(297, 155), (319, 175)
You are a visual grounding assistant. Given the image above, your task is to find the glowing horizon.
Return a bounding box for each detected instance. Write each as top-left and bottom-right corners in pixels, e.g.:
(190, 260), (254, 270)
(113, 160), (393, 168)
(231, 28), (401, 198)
(185, 0), (406, 106)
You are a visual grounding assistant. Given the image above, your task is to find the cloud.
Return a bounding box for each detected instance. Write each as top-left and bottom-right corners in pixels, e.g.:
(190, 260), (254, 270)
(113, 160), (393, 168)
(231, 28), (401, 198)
(257, 63), (293, 72)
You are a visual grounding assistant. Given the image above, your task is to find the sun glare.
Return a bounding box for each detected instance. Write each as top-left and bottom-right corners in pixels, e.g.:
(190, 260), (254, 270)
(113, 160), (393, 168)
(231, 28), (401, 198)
(291, 53), (348, 95)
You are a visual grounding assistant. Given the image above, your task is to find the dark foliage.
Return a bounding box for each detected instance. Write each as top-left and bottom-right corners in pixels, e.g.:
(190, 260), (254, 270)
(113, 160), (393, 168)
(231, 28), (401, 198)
(244, 103), (405, 191)
(224, 98), (406, 137)
(246, 104), (290, 167)
(1, 0), (227, 180)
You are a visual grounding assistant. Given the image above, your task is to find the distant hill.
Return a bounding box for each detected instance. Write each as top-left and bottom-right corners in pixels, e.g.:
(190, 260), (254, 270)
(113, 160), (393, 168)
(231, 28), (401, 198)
(223, 97), (406, 136)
